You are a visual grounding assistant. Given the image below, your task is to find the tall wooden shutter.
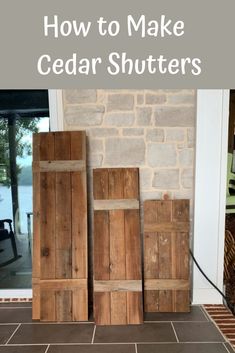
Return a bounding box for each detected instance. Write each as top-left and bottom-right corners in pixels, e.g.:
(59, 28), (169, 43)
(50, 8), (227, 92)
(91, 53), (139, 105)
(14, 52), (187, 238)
(32, 131), (88, 322)
(93, 168), (143, 325)
(144, 200), (190, 312)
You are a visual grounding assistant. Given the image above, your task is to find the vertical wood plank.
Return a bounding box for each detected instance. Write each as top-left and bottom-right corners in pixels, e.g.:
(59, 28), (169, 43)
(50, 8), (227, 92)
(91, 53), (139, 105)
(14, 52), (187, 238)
(39, 133), (55, 280)
(158, 201), (173, 312)
(32, 282), (40, 320)
(70, 132), (88, 321)
(93, 212), (110, 280)
(71, 132), (87, 280)
(40, 290), (55, 321)
(94, 292), (111, 325)
(56, 291), (72, 322)
(127, 292), (143, 325)
(144, 201), (158, 312)
(72, 289), (88, 321)
(109, 169), (127, 324)
(123, 169), (143, 324)
(125, 210), (141, 280)
(54, 132), (72, 322)
(93, 169), (110, 324)
(55, 132), (72, 279)
(144, 290), (159, 312)
(173, 200), (190, 312)
(39, 133), (56, 321)
(110, 292), (127, 325)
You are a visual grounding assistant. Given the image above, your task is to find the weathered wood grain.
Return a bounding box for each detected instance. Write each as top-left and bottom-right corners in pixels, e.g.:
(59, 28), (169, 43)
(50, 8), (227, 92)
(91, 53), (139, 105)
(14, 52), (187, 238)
(144, 199), (190, 313)
(94, 199), (139, 210)
(93, 168), (143, 325)
(32, 160), (85, 172)
(32, 131), (88, 322)
(94, 280), (142, 292)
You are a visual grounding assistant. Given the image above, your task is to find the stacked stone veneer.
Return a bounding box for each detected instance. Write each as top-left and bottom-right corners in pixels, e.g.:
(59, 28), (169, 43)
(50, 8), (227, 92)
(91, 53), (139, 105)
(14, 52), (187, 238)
(62, 89), (195, 213)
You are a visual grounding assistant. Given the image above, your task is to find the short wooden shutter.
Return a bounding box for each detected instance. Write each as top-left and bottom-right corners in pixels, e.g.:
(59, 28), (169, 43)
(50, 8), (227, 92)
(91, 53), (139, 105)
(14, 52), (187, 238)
(32, 131), (88, 321)
(93, 168), (143, 325)
(144, 200), (190, 312)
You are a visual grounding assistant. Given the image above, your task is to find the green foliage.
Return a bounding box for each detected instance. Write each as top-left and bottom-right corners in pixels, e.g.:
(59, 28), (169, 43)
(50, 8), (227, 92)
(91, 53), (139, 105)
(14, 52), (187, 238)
(0, 117), (39, 186)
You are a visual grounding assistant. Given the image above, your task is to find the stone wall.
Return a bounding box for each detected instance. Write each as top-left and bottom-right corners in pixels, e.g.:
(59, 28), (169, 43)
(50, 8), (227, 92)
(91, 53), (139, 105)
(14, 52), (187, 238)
(62, 89), (196, 215)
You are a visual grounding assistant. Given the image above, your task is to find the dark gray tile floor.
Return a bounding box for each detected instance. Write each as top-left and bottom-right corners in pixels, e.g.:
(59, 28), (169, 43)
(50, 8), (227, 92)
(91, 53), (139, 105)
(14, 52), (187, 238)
(0, 304), (233, 353)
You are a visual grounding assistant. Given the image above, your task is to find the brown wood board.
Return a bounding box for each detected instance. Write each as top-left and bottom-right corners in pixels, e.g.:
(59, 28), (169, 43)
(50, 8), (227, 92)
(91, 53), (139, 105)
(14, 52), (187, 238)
(32, 131), (88, 322)
(144, 200), (190, 313)
(93, 168), (143, 325)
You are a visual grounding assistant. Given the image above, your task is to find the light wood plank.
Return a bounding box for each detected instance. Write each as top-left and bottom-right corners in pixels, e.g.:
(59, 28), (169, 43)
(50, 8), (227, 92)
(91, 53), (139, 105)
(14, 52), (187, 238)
(111, 292), (127, 325)
(94, 280), (142, 292)
(32, 282), (40, 320)
(94, 293), (111, 325)
(33, 160), (85, 172)
(124, 169), (143, 324)
(37, 278), (87, 290)
(55, 132), (72, 279)
(72, 289), (88, 321)
(144, 222), (190, 233)
(144, 279), (190, 290)
(40, 290), (55, 321)
(56, 291), (72, 322)
(94, 199), (139, 210)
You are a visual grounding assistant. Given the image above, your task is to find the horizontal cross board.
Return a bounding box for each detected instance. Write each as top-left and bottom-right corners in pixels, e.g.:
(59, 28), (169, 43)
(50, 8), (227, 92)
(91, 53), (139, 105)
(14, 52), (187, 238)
(144, 279), (189, 291)
(94, 280), (142, 292)
(33, 278), (87, 291)
(144, 221), (190, 233)
(93, 199), (139, 210)
(33, 160), (85, 172)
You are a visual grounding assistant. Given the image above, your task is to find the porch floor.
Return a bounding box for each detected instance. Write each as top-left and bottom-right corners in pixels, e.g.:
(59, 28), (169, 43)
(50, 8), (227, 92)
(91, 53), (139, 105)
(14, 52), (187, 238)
(0, 304), (233, 353)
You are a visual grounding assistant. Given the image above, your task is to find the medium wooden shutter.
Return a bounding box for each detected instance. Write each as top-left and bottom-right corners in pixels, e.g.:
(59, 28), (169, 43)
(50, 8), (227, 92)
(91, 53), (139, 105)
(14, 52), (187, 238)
(32, 131), (88, 322)
(144, 199), (190, 312)
(93, 168), (143, 325)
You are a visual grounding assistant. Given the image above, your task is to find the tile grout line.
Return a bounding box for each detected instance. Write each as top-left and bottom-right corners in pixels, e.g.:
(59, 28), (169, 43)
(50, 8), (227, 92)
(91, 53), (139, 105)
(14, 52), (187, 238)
(0, 341), (231, 346)
(135, 343), (138, 353)
(5, 324), (21, 345)
(44, 344), (50, 353)
(223, 342), (233, 353)
(171, 322), (179, 343)
(199, 306), (210, 322)
(0, 322), (95, 326)
(91, 325), (96, 344)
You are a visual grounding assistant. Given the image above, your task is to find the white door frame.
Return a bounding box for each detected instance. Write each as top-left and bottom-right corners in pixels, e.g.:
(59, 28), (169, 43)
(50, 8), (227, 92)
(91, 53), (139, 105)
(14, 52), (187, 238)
(192, 89), (230, 304)
(0, 89), (64, 299)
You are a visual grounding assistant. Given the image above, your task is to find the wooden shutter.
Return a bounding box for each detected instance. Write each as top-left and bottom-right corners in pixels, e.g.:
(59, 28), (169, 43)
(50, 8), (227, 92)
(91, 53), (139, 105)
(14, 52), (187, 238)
(144, 200), (190, 312)
(32, 131), (88, 322)
(93, 168), (143, 325)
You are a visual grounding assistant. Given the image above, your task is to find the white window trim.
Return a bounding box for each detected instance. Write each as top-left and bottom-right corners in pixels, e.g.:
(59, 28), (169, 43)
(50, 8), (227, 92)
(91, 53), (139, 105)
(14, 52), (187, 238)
(192, 89), (229, 304)
(48, 89), (64, 131)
